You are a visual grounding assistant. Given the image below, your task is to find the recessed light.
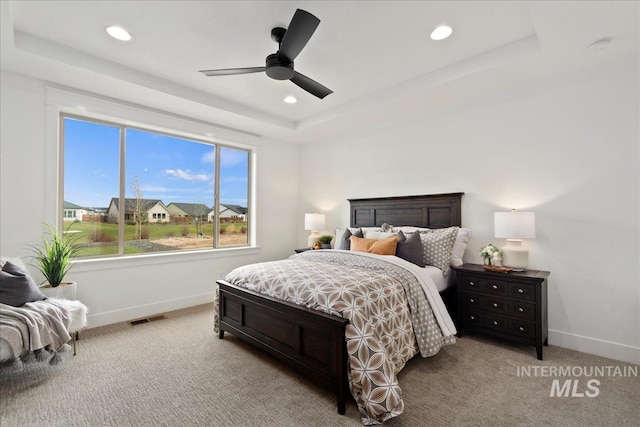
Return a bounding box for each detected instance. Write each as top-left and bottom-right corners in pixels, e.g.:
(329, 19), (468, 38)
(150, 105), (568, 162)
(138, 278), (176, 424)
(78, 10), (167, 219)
(106, 26), (132, 41)
(284, 96), (297, 104)
(431, 25), (453, 41)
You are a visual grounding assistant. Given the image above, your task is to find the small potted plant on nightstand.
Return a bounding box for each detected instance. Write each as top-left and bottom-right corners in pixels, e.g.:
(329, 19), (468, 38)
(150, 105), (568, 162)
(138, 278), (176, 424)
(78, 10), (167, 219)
(30, 223), (81, 299)
(318, 234), (333, 249)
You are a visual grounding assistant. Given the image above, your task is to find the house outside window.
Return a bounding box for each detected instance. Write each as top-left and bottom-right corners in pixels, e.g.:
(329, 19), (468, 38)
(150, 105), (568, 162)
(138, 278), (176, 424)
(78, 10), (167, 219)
(62, 115), (251, 258)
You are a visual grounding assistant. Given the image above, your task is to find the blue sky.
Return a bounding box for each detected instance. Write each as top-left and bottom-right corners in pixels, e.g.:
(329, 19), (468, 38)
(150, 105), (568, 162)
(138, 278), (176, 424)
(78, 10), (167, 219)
(63, 117), (248, 209)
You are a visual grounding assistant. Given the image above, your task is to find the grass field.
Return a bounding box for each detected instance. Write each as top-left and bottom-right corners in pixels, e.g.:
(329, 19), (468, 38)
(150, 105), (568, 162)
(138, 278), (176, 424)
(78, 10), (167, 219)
(65, 221), (247, 257)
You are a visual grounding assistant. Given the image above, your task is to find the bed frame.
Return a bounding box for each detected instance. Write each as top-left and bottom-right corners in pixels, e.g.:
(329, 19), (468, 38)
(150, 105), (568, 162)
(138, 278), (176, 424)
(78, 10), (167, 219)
(217, 192), (463, 415)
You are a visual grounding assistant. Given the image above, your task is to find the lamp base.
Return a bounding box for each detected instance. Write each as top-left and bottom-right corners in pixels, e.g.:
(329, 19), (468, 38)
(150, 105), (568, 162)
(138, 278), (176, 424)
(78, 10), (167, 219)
(307, 230), (320, 248)
(501, 239), (528, 271)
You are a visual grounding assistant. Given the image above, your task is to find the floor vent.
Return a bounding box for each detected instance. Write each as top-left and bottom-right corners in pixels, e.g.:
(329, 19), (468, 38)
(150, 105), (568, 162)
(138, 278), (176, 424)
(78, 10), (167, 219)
(129, 315), (166, 326)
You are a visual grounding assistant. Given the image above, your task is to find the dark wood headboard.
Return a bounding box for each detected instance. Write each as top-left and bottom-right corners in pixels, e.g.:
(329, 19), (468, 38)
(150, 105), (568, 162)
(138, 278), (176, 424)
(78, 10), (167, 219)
(349, 193), (463, 229)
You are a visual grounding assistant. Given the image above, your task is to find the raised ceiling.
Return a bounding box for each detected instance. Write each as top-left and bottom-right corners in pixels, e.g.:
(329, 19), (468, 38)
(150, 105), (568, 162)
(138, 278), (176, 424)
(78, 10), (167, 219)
(1, 1), (638, 143)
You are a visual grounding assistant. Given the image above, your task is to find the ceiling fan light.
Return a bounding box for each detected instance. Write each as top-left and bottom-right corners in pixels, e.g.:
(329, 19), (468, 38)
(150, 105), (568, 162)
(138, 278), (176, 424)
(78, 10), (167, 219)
(284, 96), (297, 104)
(431, 25), (453, 41)
(106, 26), (132, 41)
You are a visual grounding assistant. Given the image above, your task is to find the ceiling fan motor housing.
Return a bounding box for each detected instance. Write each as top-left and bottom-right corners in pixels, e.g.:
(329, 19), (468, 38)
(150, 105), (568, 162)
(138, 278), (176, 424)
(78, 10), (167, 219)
(265, 53), (294, 80)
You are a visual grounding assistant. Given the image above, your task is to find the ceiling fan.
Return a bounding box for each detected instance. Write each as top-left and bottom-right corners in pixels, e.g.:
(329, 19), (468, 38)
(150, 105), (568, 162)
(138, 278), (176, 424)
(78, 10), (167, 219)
(199, 9), (332, 99)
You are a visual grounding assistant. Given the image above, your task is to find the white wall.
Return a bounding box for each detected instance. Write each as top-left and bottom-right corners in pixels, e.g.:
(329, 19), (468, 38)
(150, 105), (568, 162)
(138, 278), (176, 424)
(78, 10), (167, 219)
(0, 70), (299, 327)
(298, 55), (640, 364)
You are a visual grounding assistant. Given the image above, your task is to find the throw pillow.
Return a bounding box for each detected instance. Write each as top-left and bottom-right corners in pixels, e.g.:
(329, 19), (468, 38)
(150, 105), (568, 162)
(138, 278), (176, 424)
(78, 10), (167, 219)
(350, 235), (398, 255)
(419, 227), (459, 276)
(395, 231), (425, 267)
(0, 261), (48, 307)
(334, 227), (363, 250)
(451, 227), (471, 267)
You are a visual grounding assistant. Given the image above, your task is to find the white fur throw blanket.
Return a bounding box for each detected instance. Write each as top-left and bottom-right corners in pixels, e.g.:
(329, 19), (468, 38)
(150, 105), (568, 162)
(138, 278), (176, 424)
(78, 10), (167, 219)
(0, 298), (87, 367)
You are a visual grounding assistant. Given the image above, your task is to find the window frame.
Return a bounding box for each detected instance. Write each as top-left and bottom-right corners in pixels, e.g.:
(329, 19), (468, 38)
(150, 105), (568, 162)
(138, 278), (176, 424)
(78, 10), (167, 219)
(51, 92), (256, 261)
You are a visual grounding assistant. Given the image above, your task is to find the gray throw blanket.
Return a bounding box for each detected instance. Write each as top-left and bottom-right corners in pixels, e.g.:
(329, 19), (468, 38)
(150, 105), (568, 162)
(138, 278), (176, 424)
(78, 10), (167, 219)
(0, 299), (72, 365)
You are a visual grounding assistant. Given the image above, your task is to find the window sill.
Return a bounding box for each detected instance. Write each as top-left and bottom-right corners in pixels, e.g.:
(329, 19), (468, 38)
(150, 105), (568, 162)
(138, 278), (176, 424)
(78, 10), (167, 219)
(71, 246), (261, 272)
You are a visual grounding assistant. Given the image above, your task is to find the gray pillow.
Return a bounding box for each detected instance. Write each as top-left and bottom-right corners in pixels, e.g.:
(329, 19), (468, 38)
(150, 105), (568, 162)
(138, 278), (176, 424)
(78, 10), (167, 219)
(396, 231), (425, 267)
(335, 227), (363, 250)
(0, 261), (48, 307)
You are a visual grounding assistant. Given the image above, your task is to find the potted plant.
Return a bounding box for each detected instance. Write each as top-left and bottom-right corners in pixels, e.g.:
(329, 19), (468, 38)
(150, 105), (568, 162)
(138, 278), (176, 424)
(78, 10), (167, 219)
(480, 243), (506, 271)
(30, 223), (81, 299)
(318, 234), (333, 249)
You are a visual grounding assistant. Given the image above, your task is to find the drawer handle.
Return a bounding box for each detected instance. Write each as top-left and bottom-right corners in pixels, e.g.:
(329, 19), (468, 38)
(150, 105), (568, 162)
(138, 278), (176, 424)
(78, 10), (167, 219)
(493, 321), (498, 325)
(470, 298), (475, 303)
(519, 326), (525, 331)
(493, 303), (498, 308)
(469, 281), (475, 286)
(492, 284), (498, 290)
(518, 288), (524, 294)
(518, 307), (524, 312)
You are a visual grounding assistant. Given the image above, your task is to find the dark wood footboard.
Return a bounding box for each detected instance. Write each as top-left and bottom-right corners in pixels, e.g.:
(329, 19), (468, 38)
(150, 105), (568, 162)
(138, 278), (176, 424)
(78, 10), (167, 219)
(217, 280), (350, 414)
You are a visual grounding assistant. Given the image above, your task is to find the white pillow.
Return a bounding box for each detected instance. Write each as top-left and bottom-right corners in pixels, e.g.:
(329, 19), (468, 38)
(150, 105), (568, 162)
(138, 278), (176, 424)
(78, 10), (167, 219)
(392, 226), (429, 234)
(451, 228), (471, 267)
(363, 230), (398, 240)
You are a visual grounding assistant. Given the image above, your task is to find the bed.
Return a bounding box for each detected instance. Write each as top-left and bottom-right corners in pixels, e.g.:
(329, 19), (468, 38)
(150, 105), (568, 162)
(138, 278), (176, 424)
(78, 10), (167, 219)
(215, 193), (466, 424)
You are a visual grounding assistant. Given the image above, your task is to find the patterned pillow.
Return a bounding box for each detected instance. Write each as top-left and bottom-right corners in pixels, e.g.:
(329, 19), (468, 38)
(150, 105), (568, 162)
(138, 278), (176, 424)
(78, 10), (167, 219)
(418, 227), (459, 276)
(396, 230), (425, 267)
(334, 227), (363, 250)
(350, 235), (398, 255)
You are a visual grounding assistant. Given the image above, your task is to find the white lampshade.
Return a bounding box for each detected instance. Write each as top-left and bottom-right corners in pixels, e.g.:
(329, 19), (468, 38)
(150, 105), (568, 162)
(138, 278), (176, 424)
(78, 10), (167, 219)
(304, 213), (325, 248)
(304, 213), (325, 231)
(494, 211), (535, 271)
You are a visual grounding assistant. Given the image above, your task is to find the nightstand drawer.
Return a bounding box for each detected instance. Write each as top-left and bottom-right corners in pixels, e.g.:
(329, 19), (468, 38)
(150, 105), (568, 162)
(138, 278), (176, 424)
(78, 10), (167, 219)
(460, 292), (483, 310)
(484, 314), (508, 333)
(460, 276), (482, 292)
(483, 297), (508, 315)
(483, 279), (509, 296)
(464, 310), (483, 327)
(509, 319), (536, 340)
(508, 301), (536, 320)
(507, 282), (536, 301)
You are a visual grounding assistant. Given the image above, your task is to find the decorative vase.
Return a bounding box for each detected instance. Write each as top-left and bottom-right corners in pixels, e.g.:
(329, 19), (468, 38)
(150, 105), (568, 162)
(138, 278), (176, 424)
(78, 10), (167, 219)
(40, 281), (77, 300)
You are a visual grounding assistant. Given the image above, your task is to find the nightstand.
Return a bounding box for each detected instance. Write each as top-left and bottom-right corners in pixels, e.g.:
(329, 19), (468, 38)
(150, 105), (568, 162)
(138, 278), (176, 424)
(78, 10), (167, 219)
(452, 263), (550, 360)
(294, 247), (313, 253)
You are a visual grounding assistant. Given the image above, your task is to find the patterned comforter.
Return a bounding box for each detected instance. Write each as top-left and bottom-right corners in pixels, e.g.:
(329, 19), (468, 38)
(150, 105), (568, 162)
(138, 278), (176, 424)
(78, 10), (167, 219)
(216, 250), (456, 425)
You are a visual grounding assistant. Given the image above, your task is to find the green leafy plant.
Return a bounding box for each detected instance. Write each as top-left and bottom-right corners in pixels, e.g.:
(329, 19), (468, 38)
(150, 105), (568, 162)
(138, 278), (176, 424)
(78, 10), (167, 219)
(30, 223), (81, 287)
(319, 234), (333, 244)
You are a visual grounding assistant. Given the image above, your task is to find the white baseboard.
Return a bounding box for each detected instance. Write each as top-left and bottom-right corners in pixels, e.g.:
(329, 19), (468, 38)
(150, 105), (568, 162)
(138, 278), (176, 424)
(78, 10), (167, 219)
(549, 329), (640, 365)
(86, 292), (215, 328)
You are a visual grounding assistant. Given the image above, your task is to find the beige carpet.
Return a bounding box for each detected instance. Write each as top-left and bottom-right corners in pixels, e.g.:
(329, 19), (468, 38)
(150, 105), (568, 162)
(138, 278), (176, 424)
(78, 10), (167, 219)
(1, 304), (638, 427)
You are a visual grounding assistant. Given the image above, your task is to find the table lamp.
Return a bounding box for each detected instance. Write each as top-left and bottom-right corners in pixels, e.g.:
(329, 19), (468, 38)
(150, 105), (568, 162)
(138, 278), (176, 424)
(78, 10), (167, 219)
(305, 213), (326, 248)
(494, 210), (535, 271)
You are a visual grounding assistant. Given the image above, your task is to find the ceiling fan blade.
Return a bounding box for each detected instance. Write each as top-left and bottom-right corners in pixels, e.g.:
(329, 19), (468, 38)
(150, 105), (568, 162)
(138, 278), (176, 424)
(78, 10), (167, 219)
(279, 9), (320, 61)
(290, 71), (332, 99)
(199, 67), (266, 76)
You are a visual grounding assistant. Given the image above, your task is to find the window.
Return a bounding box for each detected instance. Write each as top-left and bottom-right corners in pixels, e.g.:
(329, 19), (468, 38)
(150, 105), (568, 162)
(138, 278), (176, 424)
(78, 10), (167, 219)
(62, 115), (251, 258)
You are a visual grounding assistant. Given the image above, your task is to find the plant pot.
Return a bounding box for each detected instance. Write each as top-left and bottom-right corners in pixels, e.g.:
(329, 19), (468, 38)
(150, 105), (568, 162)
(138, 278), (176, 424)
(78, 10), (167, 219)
(321, 243), (331, 249)
(40, 281), (77, 300)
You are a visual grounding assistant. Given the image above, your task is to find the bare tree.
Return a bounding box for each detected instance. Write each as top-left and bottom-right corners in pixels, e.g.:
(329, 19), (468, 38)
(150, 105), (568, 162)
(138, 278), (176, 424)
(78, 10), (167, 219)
(131, 176), (146, 240)
(194, 203), (208, 237)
